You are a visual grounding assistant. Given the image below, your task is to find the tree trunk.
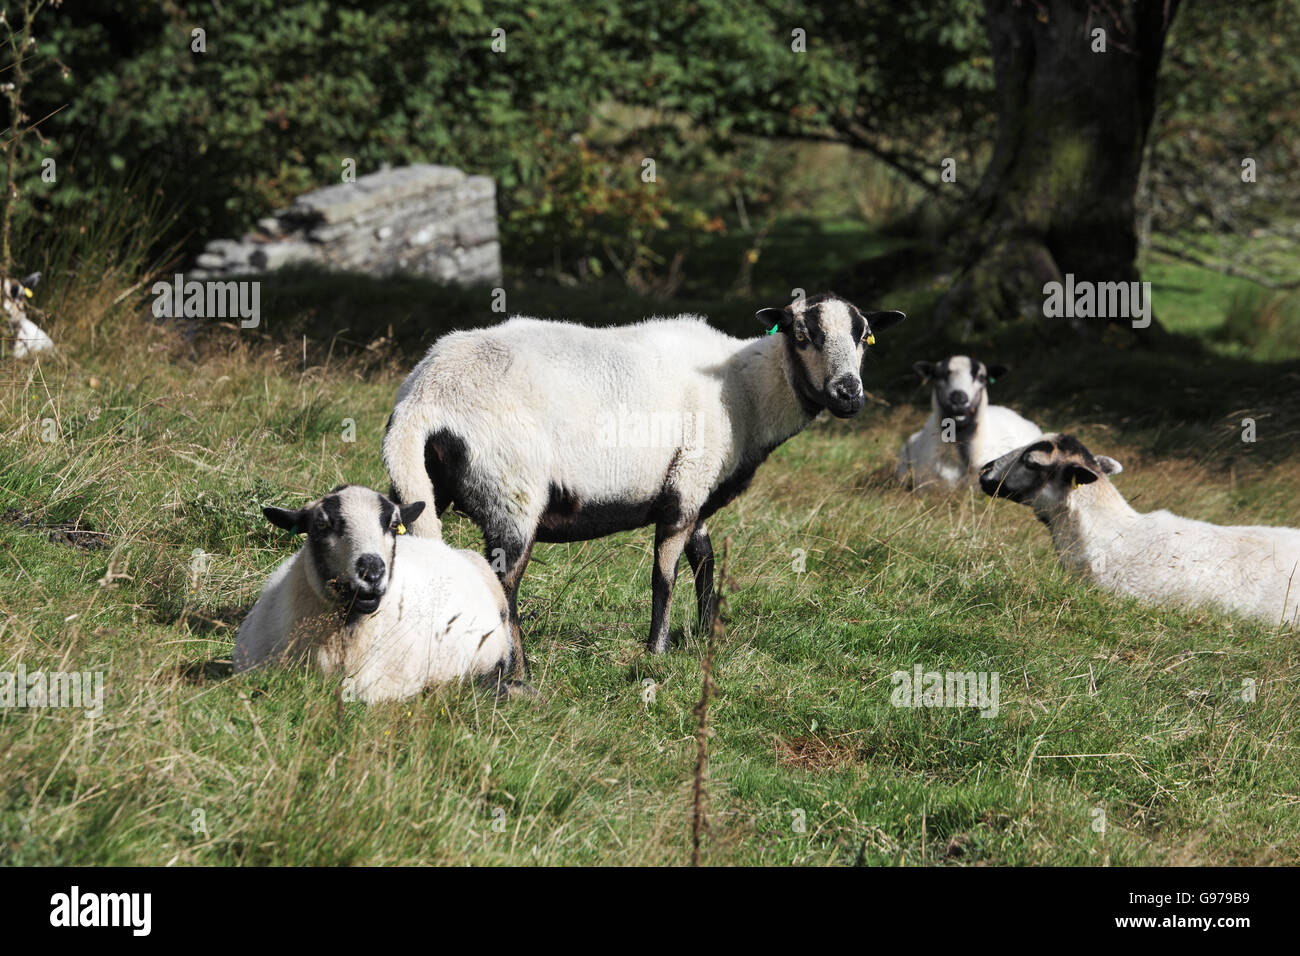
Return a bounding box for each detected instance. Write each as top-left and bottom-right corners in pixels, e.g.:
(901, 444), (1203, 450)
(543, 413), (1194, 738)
(935, 0), (1180, 338)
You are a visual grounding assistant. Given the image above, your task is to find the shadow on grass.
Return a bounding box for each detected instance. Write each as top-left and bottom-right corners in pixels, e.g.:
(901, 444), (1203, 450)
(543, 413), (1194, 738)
(187, 229), (1300, 471)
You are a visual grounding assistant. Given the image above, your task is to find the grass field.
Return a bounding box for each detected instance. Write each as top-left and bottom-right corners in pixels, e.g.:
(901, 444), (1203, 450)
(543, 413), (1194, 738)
(2, 221), (1299, 865)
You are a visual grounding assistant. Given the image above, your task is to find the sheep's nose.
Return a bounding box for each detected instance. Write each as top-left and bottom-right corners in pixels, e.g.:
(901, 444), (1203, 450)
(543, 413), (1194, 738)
(949, 389), (970, 408)
(979, 461), (995, 478)
(829, 375), (863, 403)
(355, 554), (385, 585)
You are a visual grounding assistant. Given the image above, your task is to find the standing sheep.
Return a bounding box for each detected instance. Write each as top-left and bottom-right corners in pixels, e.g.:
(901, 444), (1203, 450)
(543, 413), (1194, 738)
(383, 293), (906, 674)
(980, 433), (1300, 625)
(896, 355), (1042, 490)
(233, 485), (513, 702)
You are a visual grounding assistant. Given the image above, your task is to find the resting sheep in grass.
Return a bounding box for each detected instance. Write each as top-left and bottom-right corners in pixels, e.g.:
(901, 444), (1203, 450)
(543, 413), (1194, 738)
(2, 272), (53, 358)
(896, 355), (1042, 491)
(382, 293), (905, 674)
(233, 484), (513, 702)
(981, 433), (1300, 625)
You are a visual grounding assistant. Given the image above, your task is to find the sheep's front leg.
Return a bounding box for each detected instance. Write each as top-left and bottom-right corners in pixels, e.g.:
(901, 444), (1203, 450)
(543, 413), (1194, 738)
(648, 523), (692, 654)
(684, 523), (717, 634)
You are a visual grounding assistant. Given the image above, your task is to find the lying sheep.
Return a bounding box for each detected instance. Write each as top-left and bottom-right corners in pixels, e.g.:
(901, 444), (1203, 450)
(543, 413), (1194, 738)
(897, 355), (1042, 490)
(383, 293), (906, 672)
(981, 433), (1300, 625)
(233, 484), (513, 702)
(2, 272), (53, 358)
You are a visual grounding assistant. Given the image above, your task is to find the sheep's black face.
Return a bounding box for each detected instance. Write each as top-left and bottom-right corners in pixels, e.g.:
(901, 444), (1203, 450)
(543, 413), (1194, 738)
(2, 272), (38, 322)
(757, 293), (905, 419)
(980, 434), (1123, 512)
(913, 355), (1008, 427)
(263, 485), (426, 618)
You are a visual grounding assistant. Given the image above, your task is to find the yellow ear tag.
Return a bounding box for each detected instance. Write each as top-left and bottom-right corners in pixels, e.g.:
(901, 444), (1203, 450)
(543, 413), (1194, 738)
(866, 334), (876, 345)
(23, 288), (32, 298)
(396, 523), (406, 535)
(1070, 476), (1079, 491)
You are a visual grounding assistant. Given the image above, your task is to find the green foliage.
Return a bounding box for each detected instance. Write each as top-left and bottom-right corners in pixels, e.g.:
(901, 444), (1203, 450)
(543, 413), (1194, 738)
(9, 0), (993, 282)
(1149, 0), (1300, 232)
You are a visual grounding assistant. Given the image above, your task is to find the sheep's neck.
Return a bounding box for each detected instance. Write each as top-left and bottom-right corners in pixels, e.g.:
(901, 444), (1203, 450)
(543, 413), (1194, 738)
(752, 334), (827, 446)
(929, 393), (984, 471)
(1040, 480), (1139, 571)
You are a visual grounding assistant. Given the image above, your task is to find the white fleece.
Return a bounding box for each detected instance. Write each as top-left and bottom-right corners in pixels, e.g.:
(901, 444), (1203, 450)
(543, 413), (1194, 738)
(1045, 479), (1300, 625)
(898, 393), (1042, 490)
(233, 535), (511, 702)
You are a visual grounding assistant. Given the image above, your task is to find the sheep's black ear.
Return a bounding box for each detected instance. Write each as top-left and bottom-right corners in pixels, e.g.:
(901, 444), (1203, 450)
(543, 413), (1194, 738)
(756, 307), (789, 332)
(19, 272), (40, 289)
(1066, 465), (1100, 487)
(866, 310), (906, 333)
(398, 501), (426, 527)
(1095, 455), (1123, 476)
(263, 505), (309, 534)
(986, 363), (1009, 381)
(912, 360), (935, 380)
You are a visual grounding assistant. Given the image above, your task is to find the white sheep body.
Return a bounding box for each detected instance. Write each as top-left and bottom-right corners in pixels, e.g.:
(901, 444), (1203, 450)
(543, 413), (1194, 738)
(1050, 482), (1300, 625)
(387, 315), (810, 539)
(233, 534), (511, 702)
(384, 295), (906, 663)
(8, 314), (55, 358)
(898, 403), (1042, 490)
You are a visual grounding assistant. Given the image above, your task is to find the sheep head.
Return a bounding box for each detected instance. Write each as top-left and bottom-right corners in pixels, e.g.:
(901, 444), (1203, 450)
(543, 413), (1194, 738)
(263, 484), (426, 619)
(979, 433), (1123, 516)
(757, 292), (905, 419)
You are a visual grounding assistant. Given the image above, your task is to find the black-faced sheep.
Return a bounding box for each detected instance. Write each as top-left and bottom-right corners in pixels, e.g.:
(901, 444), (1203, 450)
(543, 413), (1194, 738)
(233, 485), (513, 702)
(897, 355), (1042, 490)
(382, 293), (905, 673)
(981, 433), (1300, 625)
(2, 272), (52, 358)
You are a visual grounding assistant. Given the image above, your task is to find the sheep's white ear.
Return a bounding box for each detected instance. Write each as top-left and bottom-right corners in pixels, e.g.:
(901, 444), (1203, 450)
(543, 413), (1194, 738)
(398, 501), (426, 528)
(1096, 456), (1123, 476)
(19, 271), (40, 289)
(263, 505), (308, 534)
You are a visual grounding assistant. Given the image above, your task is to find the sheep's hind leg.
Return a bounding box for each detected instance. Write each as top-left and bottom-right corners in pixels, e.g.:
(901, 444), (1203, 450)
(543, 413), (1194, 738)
(648, 523), (692, 654)
(484, 525), (536, 682)
(684, 523), (717, 635)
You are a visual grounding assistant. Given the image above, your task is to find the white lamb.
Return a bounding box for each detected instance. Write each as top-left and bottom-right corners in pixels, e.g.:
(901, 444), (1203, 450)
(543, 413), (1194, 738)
(897, 355), (1042, 490)
(2, 271), (54, 358)
(233, 484), (514, 702)
(382, 293), (906, 672)
(981, 433), (1300, 625)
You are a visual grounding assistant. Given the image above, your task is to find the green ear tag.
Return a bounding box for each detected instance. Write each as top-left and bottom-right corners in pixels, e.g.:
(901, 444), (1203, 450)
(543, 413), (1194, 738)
(766, 324), (779, 336)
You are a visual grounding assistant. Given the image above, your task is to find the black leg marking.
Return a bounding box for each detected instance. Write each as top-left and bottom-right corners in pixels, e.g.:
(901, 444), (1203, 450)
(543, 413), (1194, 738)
(648, 523), (691, 654)
(684, 524), (717, 633)
(486, 525), (535, 681)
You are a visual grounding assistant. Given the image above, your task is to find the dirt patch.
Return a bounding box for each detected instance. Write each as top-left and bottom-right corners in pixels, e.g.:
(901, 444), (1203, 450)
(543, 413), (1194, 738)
(775, 734), (860, 772)
(2, 508), (110, 550)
